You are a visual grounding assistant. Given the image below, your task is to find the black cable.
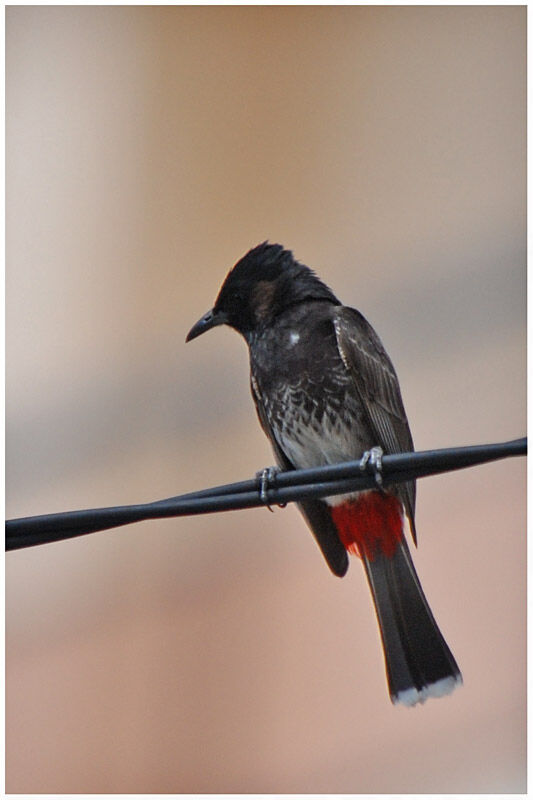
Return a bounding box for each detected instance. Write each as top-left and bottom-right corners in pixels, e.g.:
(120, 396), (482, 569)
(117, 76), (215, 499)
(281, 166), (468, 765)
(5, 437), (526, 551)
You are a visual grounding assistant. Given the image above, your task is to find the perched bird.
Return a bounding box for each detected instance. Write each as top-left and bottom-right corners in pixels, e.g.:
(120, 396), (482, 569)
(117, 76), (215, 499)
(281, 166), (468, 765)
(186, 242), (462, 706)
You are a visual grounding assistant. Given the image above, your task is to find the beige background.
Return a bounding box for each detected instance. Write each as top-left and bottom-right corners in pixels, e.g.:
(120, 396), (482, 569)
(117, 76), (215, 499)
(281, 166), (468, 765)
(6, 6), (526, 794)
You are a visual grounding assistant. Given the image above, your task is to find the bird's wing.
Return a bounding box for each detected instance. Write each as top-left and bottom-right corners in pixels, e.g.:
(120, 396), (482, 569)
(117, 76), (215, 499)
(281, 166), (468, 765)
(332, 305), (417, 544)
(250, 375), (349, 577)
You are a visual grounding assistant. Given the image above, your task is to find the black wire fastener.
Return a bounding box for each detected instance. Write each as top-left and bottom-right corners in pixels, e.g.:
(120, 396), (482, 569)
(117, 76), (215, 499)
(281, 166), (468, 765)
(5, 437), (526, 552)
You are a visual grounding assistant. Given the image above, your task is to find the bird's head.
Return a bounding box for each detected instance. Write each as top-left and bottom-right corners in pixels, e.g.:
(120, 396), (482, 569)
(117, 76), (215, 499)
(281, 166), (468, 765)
(186, 242), (339, 343)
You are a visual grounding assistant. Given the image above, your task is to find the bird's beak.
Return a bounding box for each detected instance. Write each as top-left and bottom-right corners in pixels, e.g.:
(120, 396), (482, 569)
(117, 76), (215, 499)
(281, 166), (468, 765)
(186, 308), (228, 342)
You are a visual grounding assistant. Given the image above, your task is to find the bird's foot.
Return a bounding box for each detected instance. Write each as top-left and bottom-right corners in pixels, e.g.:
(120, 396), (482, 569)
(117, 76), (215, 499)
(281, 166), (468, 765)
(256, 466), (285, 512)
(359, 446), (384, 489)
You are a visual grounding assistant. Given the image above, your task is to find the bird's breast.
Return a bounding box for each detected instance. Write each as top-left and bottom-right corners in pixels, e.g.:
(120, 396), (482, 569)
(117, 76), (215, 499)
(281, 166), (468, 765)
(264, 377), (371, 469)
(252, 351), (372, 472)
(250, 308), (377, 470)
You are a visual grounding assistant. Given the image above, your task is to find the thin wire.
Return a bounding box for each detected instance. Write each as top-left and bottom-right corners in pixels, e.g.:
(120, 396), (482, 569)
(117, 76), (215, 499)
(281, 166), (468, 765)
(5, 437), (526, 551)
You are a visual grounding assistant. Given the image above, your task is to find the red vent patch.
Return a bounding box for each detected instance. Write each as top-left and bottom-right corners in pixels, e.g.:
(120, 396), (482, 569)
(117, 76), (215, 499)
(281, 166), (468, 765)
(330, 492), (404, 560)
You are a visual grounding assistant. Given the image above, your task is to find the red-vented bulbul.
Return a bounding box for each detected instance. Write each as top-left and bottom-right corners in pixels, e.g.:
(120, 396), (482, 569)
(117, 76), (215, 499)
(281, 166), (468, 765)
(186, 242), (462, 706)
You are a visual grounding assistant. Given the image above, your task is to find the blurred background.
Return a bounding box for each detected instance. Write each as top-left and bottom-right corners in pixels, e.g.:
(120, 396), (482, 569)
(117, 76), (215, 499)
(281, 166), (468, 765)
(6, 6), (526, 794)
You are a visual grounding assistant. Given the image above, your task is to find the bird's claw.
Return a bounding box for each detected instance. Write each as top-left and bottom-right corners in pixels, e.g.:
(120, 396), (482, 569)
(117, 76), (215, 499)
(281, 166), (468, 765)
(256, 466), (284, 511)
(359, 446), (384, 489)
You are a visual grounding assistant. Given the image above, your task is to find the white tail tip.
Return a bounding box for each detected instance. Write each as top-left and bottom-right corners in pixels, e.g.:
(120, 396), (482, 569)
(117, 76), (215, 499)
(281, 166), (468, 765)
(393, 673), (463, 707)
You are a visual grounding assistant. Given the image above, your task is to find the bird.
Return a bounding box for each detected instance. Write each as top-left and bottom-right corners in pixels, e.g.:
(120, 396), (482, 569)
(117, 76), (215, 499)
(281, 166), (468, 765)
(186, 241), (462, 706)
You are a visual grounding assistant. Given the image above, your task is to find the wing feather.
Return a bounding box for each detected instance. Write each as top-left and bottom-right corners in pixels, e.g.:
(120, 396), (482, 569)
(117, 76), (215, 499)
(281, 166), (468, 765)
(333, 306), (417, 543)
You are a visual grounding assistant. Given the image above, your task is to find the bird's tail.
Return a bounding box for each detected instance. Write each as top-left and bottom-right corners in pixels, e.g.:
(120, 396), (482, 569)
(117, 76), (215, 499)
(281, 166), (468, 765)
(362, 539), (462, 706)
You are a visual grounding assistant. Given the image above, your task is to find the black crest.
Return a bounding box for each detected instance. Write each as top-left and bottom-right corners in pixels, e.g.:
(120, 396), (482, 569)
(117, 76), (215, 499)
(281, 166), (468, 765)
(213, 242), (340, 337)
